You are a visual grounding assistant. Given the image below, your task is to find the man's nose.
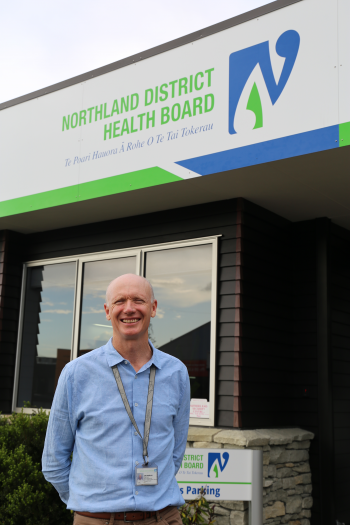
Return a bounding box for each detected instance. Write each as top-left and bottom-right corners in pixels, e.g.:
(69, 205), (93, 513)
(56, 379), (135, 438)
(123, 300), (135, 313)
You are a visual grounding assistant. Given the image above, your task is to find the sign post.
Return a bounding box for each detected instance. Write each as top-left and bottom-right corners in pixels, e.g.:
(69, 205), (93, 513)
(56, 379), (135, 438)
(176, 448), (262, 525)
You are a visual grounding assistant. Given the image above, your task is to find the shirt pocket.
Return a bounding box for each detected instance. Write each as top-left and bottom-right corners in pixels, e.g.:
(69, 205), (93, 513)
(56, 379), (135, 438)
(151, 379), (173, 436)
(153, 374), (170, 405)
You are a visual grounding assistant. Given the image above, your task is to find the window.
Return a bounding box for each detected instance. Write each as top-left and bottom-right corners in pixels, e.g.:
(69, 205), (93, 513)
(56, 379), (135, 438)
(17, 263), (76, 409)
(14, 238), (218, 425)
(145, 245), (212, 403)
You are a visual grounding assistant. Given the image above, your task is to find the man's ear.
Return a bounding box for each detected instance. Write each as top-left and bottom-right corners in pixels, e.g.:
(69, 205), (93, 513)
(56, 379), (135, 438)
(104, 303), (111, 320)
(151, 299), (158, 318)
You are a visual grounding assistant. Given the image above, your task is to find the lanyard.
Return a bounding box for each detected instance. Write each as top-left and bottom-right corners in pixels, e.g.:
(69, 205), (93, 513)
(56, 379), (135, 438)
(112, 363), (156, 465)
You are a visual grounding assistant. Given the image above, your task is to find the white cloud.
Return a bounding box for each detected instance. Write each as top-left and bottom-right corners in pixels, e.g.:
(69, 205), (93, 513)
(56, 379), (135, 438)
(93, 331), (113, 345)
(40, 263), (76, 289)
(82, 307), (105, 314)
(150, 273), (212, 309)
(42, 309), (72, 315)
(152, 277), (184, 288)
(156, 308), (165, 319)
(146, 245), (212, 308)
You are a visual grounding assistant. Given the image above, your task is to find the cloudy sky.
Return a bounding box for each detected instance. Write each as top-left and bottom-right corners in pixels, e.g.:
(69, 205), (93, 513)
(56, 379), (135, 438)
(0, 0), (273, 104)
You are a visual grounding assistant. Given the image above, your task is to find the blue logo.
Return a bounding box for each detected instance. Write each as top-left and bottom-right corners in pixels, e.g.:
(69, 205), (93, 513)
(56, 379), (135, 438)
(208, 452), (229, 478)
(228, 30), (300, 134)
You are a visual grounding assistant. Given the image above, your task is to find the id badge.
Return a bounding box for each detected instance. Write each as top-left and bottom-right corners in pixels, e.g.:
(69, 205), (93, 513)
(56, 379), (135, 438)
(135, 464), (158, 486)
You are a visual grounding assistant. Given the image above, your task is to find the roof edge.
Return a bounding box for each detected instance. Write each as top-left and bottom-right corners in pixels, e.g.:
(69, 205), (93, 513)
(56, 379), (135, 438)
(0, 0), (303, 111)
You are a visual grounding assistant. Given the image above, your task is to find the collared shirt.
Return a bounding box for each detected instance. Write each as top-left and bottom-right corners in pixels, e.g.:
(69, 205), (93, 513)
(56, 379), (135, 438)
(42, 338), (190, 512)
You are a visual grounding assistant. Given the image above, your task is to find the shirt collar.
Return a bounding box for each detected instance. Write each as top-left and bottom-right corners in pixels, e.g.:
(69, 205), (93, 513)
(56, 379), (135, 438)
(148, 340), (162, 369)
(104, 337), (162, 370)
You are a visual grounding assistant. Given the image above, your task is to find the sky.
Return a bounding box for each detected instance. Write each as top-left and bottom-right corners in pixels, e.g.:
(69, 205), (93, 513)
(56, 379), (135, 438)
(0, 0), (274, 104)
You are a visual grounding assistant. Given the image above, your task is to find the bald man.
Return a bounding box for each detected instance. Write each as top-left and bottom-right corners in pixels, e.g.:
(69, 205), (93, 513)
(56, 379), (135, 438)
(42, 274), (190, 525)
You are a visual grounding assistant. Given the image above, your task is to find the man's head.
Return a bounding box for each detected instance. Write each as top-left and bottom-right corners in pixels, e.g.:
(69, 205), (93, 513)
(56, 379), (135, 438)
(104, 274), (157, 343)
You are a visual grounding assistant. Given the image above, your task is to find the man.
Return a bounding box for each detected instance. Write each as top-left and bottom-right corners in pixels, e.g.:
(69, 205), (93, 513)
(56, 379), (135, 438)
(42, 274), (190, 525)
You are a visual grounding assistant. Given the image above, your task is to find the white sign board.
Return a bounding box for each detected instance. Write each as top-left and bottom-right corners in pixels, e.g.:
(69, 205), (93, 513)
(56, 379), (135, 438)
(190, 399), (210, 419)
(0, 0), (348, 218)
(177, 448), (253, 500)
(176, 448), (263, 525)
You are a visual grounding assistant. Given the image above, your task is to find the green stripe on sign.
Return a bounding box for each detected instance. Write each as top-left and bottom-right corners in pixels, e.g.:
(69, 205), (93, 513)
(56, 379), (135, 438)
(0, 167), (182, 218)
(339, 122), (350, 147)
(177, 482), (251, 485)
(79, 167), (181, 200)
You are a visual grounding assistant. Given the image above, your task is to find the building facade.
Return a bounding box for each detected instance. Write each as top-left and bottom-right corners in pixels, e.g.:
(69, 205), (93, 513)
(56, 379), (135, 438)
(1, 0), (349, 522)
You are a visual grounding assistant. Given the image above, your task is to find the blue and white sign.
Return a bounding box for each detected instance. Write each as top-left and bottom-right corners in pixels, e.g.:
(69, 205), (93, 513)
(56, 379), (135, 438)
(176, 448), (256, 501)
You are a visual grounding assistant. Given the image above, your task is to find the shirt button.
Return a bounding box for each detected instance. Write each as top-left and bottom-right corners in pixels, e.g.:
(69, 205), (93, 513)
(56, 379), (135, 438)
(124, 361), (128, 364)
(135, 491), (139, 495)
(135, 461), (139, 465)
(134, 432), (138, 435)
(135, 375), (137, 378)
(135, 403), (138, 407)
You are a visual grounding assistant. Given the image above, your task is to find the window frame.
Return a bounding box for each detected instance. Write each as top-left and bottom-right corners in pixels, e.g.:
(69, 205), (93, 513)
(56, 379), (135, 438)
(12, 236), (219, 427)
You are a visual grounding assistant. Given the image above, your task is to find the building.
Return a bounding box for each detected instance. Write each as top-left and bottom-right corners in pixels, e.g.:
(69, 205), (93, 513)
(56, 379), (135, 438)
(0, 0), (349, 522)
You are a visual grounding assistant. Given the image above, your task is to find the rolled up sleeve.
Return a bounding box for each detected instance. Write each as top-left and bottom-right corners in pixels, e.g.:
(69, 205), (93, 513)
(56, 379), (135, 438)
(42, 365), (75, 504)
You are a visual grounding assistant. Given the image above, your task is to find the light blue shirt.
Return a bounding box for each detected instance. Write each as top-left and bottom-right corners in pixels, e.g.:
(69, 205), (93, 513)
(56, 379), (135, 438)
(42, 338), (190, 512)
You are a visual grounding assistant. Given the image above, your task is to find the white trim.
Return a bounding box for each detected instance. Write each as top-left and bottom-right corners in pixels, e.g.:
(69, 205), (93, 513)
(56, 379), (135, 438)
(143, 238), (218, 427)
(188, 237), (218, 427)
(140, 250), (145, 278)
(26, 256), (81, 267)
(71, 250), (140, 360)
(66, 249), (140, 265)
(71, 259), (83, 361)
(12, 407), (42, 415)
(135, 251), (142, 278)
(11, 265), (27, 413)
(70, 261), (79, 361)
(24, 236), (221, 266)
(142, 237), (219, 253)
(14, 235), (221, 424)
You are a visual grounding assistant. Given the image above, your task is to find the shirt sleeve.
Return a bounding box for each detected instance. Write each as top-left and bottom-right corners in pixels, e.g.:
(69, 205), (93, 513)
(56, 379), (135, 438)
(42, 365), (76, 504)
(172, 366), (191, 474)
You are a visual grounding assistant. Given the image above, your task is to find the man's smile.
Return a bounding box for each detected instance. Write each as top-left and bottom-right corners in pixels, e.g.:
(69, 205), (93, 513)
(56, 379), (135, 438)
(121, 318), (140, 323)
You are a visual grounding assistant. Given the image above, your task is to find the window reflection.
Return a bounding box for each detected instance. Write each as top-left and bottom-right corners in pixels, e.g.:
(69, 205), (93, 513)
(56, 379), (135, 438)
(78, 257), (136, 356)
(145, 244), (212, 401)
(17, 263), (76, 408)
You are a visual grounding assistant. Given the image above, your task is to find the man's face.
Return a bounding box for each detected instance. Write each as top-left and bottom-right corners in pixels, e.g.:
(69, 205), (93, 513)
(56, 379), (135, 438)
(104, 275), (157, 342)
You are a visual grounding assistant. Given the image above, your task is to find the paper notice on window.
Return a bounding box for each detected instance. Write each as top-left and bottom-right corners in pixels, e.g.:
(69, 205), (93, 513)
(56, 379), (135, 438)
(190, 399), (210, 419)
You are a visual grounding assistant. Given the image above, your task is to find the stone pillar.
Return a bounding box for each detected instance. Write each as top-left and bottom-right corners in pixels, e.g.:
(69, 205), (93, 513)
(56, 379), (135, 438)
(186, 427), (314, 525)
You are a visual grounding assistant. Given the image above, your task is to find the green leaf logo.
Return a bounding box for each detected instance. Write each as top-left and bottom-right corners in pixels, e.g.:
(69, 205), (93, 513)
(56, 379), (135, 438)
(213, 464), (219, 478)
(246, 82), (263, 129)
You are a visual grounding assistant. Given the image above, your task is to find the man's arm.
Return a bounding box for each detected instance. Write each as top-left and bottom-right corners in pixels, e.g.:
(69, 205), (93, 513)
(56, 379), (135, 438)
(173, 367), (191, 474)
(42, 365), (76, 504)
